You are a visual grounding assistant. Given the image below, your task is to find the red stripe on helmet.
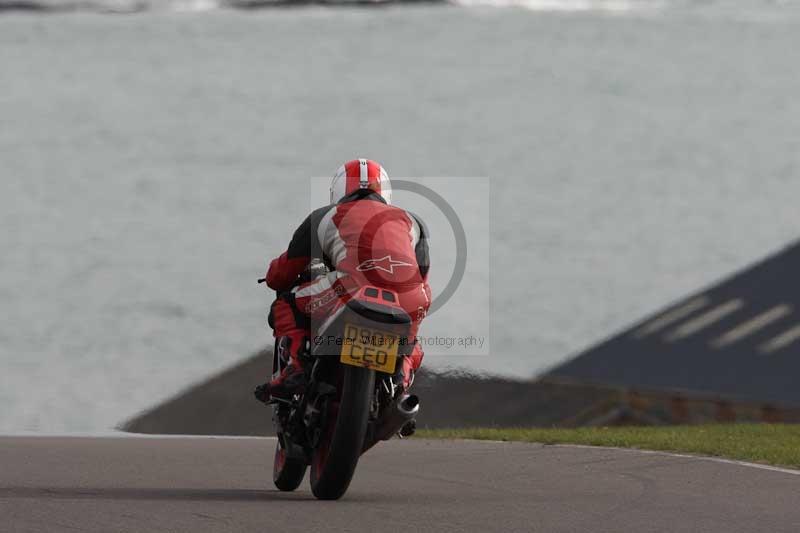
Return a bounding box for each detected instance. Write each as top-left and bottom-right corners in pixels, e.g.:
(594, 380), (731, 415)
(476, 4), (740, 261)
(339, 158), (384, 198)
(343, 160), (361, 195)
(366, 160), (382, 195)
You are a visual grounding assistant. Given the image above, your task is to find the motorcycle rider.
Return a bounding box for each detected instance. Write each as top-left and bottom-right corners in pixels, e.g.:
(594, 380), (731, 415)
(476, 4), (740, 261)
(255, 159), (431, 401)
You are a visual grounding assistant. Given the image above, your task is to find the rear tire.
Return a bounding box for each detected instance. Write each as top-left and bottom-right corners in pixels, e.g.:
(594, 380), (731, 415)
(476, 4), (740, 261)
(310, 366), (375, 500)
(273, 438), (307, 491)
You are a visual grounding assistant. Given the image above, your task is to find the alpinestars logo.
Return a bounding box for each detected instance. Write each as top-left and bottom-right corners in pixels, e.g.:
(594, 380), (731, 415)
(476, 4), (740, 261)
(357, 255), (413, 275)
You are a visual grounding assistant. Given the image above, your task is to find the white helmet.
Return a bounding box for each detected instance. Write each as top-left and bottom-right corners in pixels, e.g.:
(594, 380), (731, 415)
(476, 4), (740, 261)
(330, 159), (392, 204)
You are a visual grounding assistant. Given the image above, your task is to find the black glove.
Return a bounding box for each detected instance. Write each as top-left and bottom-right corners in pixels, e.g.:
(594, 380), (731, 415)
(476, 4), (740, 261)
(253, 383), (270, 404)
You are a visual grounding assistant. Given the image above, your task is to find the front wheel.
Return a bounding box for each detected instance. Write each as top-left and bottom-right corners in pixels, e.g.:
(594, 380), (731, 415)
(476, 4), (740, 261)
(309, 366), (375, 500)
(273, 437), (307, 491)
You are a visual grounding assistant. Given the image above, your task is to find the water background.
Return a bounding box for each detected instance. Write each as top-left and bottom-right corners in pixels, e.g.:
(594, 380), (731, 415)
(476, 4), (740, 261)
(3, 1), (800, 431)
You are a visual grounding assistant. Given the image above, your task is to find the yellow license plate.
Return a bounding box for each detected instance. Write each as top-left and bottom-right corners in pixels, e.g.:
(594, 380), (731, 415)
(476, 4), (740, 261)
(339, 323), (399, 374)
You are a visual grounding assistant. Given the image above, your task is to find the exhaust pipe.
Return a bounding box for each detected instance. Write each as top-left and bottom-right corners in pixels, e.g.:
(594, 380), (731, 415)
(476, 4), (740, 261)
(362, 394), (419, 453)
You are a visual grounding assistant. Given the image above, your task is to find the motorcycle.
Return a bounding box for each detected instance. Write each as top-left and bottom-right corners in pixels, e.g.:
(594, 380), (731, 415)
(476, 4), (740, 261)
(258, 274), (420, 500)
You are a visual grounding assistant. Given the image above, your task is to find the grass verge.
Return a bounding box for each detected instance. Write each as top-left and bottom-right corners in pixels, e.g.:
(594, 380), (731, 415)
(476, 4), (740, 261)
(416, 424), (800, 469)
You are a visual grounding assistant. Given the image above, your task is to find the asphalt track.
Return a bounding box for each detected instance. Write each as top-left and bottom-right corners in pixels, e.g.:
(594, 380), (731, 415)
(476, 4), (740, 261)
(2, 436), (799, 533)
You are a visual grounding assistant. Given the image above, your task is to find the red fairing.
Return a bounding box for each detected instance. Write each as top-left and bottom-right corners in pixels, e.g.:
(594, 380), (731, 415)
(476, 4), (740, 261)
(266, 252), (309, 292)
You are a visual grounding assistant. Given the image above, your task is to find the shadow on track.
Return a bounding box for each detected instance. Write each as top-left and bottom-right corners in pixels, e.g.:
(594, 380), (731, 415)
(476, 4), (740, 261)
(0, 487), (316, 502)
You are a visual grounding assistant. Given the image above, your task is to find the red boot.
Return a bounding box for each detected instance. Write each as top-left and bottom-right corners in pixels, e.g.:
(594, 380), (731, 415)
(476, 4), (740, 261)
(255, 332), (308, 402)
(401, 343), (424, 390)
